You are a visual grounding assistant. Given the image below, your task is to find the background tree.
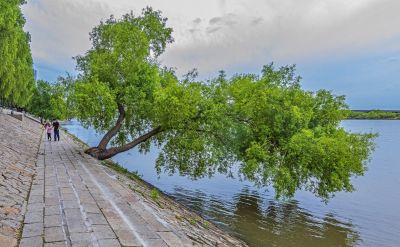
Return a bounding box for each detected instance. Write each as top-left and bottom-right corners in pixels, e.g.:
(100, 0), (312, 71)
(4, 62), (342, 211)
(29, 77), (72, 120)
(71, 9), (375, 200)
(28, 80), (52, 119)
(0, 0), (35, 108)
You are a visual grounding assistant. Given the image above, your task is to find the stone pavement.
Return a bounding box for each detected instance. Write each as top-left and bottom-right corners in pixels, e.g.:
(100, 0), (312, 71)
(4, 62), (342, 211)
(0, 113), (246, 247)
(20, 132), (195, 247)
(0, 114), (42, 247)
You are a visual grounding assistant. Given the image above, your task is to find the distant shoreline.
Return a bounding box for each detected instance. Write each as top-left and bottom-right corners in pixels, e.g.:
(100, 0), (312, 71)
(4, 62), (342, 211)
(348, 110), (400, 120)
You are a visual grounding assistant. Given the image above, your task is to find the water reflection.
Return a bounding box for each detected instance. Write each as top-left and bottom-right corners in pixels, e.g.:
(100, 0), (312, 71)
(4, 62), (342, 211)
(171, 186), (361, 247)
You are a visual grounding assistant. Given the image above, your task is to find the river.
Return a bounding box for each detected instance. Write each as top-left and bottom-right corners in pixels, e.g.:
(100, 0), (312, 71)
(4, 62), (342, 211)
(63, 120), (400, 247)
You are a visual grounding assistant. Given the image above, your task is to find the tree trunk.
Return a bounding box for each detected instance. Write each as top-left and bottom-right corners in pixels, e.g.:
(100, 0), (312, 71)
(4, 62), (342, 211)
(85, 126), (163, 160)
(97, 103), (125, 150)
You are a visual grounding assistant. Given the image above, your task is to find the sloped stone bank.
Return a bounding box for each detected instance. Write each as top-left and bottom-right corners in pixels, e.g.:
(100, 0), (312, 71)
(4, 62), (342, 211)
(0, 114), (42, 246)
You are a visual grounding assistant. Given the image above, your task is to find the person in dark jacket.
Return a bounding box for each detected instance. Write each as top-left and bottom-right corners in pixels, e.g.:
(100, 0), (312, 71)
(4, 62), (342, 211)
(52, 119), (60, 141)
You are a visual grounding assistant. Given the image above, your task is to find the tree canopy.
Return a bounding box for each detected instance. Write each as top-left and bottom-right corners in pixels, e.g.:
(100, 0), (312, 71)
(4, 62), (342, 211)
(0, 0), (35, 107)
(70, 8), (375, 200)
(28, 77), (73, 120)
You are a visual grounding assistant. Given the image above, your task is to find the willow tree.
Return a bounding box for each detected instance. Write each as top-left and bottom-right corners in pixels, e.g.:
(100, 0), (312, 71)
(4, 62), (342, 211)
(0, 0), (35, 107)
(71, 8), (375, 200)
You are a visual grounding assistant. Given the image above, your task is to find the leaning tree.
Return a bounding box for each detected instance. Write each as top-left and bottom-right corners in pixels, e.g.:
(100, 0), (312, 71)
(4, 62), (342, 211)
(71, 8), (375, 200)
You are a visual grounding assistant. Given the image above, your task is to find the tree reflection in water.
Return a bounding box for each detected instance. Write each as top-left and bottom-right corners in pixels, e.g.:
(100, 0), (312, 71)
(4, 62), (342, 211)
(170, 186), (361, 247)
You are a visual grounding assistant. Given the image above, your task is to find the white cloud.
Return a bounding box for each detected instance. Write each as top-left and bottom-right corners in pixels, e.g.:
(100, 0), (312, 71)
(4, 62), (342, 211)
(23, 0), (111, 67)
(22, 0), (400, 78)
(162, 0), (400, 76)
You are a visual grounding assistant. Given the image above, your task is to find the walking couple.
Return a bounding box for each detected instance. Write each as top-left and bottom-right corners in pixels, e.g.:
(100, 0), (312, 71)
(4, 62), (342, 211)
(44, 119), (60, 141)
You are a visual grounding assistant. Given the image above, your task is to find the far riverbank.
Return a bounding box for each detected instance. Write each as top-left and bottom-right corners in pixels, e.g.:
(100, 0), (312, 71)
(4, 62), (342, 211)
(348, 110), (400, 120)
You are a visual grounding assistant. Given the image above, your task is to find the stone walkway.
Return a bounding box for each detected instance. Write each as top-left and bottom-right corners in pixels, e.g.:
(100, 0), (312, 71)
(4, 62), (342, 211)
(0, 113), (246, 247)
(20, 133), (193, 247)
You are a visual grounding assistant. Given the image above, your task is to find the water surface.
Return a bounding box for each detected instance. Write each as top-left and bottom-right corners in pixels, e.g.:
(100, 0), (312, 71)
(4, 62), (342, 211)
(63, 120), (400, 247)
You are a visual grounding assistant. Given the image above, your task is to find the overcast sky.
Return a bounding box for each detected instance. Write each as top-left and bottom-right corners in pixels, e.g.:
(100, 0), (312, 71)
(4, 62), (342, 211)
(22, 0), (400, 109)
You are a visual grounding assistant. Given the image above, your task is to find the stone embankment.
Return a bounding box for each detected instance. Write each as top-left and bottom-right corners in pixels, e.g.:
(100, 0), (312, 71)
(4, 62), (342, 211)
(0, 113), (42, 246)
(0, 113), (247, 247)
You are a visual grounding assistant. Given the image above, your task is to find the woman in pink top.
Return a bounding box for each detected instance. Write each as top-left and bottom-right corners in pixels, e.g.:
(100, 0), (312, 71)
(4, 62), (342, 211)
(45, 122), (53, 141)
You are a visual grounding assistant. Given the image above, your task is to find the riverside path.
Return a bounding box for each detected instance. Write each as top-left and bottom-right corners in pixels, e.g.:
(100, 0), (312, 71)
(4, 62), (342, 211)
(20, 133), (194, 247)
(0, 113), (246, 247)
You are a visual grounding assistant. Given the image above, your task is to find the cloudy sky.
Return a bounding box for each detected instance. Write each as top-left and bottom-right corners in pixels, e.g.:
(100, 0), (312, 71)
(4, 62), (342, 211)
(22, 0), (400, 109)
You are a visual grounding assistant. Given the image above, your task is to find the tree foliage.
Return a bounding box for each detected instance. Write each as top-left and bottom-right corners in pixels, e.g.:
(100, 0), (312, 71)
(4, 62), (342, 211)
(70, 8), (375, 200)
(28, 77), (73, 120)
(0, 0), (35, 107)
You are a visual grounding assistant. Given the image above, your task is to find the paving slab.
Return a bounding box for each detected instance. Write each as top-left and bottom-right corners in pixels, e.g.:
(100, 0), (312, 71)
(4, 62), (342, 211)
(19, 236), (43, 247)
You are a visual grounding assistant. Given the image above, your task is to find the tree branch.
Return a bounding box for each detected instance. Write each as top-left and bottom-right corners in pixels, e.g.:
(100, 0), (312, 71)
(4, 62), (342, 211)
(93, 126), (163, 160)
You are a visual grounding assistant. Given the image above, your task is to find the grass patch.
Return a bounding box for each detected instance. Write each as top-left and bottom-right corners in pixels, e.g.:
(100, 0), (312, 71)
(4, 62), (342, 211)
(101, 160), (142, 181)
(189, 218), (197, 226)
(175, 215), (183, 222)
(150, 188), (160, 200)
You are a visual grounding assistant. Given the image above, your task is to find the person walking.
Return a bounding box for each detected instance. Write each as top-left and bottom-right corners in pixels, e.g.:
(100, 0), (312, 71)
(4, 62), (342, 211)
(45, 122), (53, 141)
(53, 119), (60, 141)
